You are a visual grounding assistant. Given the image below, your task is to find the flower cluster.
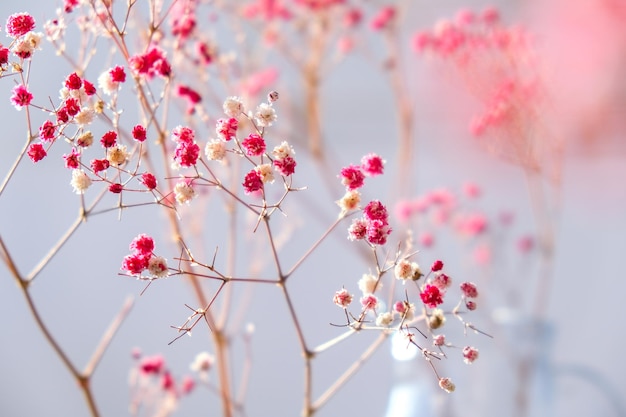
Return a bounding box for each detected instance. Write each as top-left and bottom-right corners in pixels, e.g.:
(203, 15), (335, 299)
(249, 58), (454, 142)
(121, 234), (169, 279)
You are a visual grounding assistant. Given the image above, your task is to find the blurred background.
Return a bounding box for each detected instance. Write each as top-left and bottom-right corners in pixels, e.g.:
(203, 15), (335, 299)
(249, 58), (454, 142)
(1, 1), (625, 416)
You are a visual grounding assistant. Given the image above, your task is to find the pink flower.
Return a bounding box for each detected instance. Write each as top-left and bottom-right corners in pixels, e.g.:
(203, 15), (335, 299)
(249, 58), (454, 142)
(140, 172), (157, 190)
(420, 284), (443, 308)
(172, 126), (195, 144)
(174, 141), (200, 167)
(64, 72), (82, 90)
(366, 219), (391, 246)
(274, 156), (296, 176)
(6, 13), (35, 38)
(363, 200), (388, 222)
(64, 98), (80, 116)
(460, 282), (478, 298)
(216, 118), (238, 141)
(10, 84), (33, 109)
(109, 183), (123, 194)
(347, 218), (367, 241)
(90, 158), (110, 173)
(0, 47), (9, 65)
(462, 346), (479, 364)
(39, 120), (56, 142)
(100, 131), (118, 148)
(83, 80), (96, 95)
(122, 253), (149, 275)
(129, 234), (155, 256)
(370, 6), (395, 31)
(139, 354), (165, 375)
(242, 169), (263, 194)
(241, 133), (266, 157)
(27, 143), (47, 162)
(339, 164), (365, 190)
(360, 153), (385, 176)
(109, 65), (126, 83)
(132, 125), (147, 142)
(63, 148), (80, 169)
(431, 273), (452, 290)
(431, 260), (444, 272)
(333, 288), (353, 308)
(360, 294), (378, 310)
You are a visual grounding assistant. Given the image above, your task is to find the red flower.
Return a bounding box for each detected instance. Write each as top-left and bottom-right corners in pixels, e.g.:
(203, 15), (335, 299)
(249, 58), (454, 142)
(27, 143), (47, 162)
(6, 13), (35, 38)
(242, 170), (263, 194)
(420, 284), (444, 308)
(140, 172), (157, 190)
(132, 125), (147, 142)
(64, 72), (82, 90)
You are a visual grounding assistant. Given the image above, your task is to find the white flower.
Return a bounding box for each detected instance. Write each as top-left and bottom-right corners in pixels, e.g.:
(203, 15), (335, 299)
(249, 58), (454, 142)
(272, 141), (294, 160)
(222, 96), (243, 117)
(106, 144), (128, 166)
(174, 180), (196, 205)
(70, 169), (91, 194)
(439, 377), (455, 393)
(255, 163), (274, 184)
(376, 312), (393, 327)
(254, 102), (277, 127)
(147, 256), (168, 278)
(74, 107), (95, 126)
(98, 71), (119, 95)
(205, 139), (227, 161)
(190, 352), (215, 373)
(336, 190), (361, 213)
(358, 273), (380, 294)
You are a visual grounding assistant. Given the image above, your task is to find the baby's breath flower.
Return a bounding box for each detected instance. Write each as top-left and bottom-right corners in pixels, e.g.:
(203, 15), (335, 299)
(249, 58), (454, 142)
(439, 377), (455, 393)
(254, 102), (277, 127)
(70, 169), (91, 194)
(357, 273), (380, 294)
(106, 144), (129, 166)
(223, 96), (243, 117)
(376, 311), (394, 327)
(174, 180), (196, 205)
(205, 139), (227, 161)
(336, 190), (361, 213)
(255, 163), (274, 184)
(147, 256), (168, 278)
(74, 107), (95, 126)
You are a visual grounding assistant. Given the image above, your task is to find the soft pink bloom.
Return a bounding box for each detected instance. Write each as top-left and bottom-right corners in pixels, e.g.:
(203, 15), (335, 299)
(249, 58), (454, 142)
(431, 273), (451, 290)
(122, 253), (149, 275)
(39, 120), (56, 142)
(63, 148), (80, 169)
(366, 219), (391, 246)
(64, 97), (80, 116)
(370, 6), (395, 31)
(10, 84), (33, 109)
(130, 234), (155, 256)
(360, 153), (385, 176)
(274, 156), (296, 176)
(27, 143), (47, 162)
(171, 126), (195, 144)
(333, 288), (353, 308)
(460, 282), (479, 298)
(242, 169), (263, 194)
(241, 133), (266, 157)
(339, 164), (365, 190)
(462, 346), (479, 364)
(6, 13), (35, 38)
(363, 200), (388, 222)
(360, 294), (378, 310)
(174, 141), (200, 167)
(420, 284), (443, 308)
(216, 118), (238, 141)
(139, 354), (165, 375)
(140, 172), (157, 190)
(347, 218), (367, 241)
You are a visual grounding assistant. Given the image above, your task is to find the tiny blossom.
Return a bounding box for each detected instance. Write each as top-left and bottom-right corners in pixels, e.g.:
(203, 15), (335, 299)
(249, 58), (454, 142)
(83, 80), (96, 96)
(366, 219), (391, 245)
(394, 259), (413, 281)
(106, 145), (129, 166)
(110, 65), (126, 83)
(393, 300), (415, 321)
(428, 308), (446, 329)
(376, 312), (394, 327)
(140, 172), (157, 190)
(64, 72), (82, 90)
(223, 96), (244, 117)
(363, 200), (388, 222)
(465, 300), (477, 311)
(10, 85), (33, 110)
(460, 282), (478, 298)
(439, 377), (455, 393)
(0, 46), (9, 65)
(370, 5), (396, 30)
(432, 273), (452, 290)
(12, 37), (35, 59)
(76, 130), (93, 148)
(171, 126), (195, 143)
(357, 273), (380, 294)
(174, 141), (200, 167)
(98, 70), (119, 95)
(255, 163), (275, 184)
(333, 288), (353, 308)
(431, 260), (444, 272)
(272, 142), (294, 161)
(64, 97), (80, 116)
(100, 130), (117, 148)
(178, 85), (202, 106)
(74, 107), (95, 126)
(347, 218), (368, 241)
(241, 133), (266, 156)
(205, 139), (227, 161)
(420, 284), (444, 308)
(190, 352), (215, 373)
(109, 183), (123, 194)
(174, 180), (196, 205)
(339, 165), (365, 190)
(39, 120), (56, 141)
(360, 294), (378, 310)
(267, 90), (279, 103)
(129, 47), (171, 78)
(147, 256), (168, 278)
(27, 143), (47, 162)
(242, 169), (263, 194)
(90, 158), (109, 173)
(254, 102), (277, 127)
(181, 376), (195, 395)
(433, 334), (446, 347)
(70, 169), (91, 194)
(132, 125), (147, 142)
(140, 355), (165, 375)
(56, 108), (69, 124)
(360, 153), (385, 176)
(122, 254), (149, 275)
(6, 13), (36, 38)
(273, 156), (296, 176)
(462, 346), (479, 364)
(63, 148), (80, 169)
(336, 190), (361, 213)
(216, 118), (238, 141)
(130, 234), (155, 255)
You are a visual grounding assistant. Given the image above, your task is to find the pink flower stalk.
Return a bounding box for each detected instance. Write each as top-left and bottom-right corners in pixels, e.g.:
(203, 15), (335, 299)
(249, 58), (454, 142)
(6, 13), (35, 37)
(140, 354), (165, 375)
(241, 133), (266, 157)
(10, 84), (33, 109)
(27, 143), (47, 162)
(420, 284), (444, 308)
(129, 47), (171, 78)
(339, 164), (365, 190)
